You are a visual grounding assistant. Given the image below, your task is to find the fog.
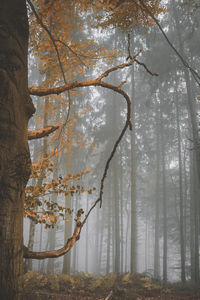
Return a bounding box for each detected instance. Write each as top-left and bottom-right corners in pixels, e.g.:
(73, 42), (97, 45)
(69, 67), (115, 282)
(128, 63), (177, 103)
(24, 0), (200, 285)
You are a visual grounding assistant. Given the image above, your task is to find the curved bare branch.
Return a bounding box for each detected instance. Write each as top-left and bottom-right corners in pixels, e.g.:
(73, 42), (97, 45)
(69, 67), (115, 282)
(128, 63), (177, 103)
(24, 52), (157, 259)
(24, 56), (140, 259)
(29, 53), (141, 97)
(28, 125), (60, 140)
(24, 209), (84, 259)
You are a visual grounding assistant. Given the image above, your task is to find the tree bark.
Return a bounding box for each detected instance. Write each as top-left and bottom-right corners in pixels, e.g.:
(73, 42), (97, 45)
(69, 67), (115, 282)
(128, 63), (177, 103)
(0, 1), (35, 299)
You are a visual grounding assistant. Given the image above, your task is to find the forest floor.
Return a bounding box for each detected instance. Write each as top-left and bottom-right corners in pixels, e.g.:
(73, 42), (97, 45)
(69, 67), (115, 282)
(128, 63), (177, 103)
(23, 271), (200, 300)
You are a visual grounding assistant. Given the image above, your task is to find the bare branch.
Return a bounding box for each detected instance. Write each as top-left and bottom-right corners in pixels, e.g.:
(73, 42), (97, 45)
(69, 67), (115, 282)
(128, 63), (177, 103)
(28, 125), (59, 140)
(25, 56), (138, 259)
(98, 51), (141, 80)
(135, 59), (158, 76)
(126, 33), (158, 76)
(29, 54), (140, 97)
(23, 209), (84, 259)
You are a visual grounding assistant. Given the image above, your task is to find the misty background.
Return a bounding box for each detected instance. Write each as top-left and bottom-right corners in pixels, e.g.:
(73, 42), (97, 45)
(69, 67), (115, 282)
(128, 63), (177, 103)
(24, 0), (200, 285)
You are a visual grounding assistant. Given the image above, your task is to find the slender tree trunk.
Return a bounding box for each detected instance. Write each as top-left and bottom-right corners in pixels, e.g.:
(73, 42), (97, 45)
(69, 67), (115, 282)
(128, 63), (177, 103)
(95, 206), (100, 273)
(106, 187), (111, 274)
(113, 157), (120, 273)
(62, 151), (72, 274)
(0, 1), (35, 298)
(85, 195), (89, 273)
(98, 206), (105, 273)
(174, 80), (185, 283)
(119, 157), (124, 273)
(130, 66), (137, 274)
(189, 150), (195, 282)
(71, 195), (78, 272)
(145, 215), (149, 271)
(154, 105), (160, 279)
(46, 165), (58, 274)
(159, 101), (168, 282)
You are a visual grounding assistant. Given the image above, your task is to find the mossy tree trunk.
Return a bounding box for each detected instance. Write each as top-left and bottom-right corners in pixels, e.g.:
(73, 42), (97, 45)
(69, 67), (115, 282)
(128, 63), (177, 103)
(0, 1), (35, 299)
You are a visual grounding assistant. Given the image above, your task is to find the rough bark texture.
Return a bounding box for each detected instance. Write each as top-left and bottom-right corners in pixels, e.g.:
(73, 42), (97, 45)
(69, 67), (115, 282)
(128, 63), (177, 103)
(0, 1), (35, 299)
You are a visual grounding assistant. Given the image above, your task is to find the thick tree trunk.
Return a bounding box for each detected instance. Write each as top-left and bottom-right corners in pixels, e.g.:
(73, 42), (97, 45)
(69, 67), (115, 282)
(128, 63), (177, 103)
(0, 1), (35, 299)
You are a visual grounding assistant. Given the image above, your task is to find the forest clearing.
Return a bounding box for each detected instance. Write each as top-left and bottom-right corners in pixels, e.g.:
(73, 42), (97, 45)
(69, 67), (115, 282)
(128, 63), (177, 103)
(0, 0), (200, 299)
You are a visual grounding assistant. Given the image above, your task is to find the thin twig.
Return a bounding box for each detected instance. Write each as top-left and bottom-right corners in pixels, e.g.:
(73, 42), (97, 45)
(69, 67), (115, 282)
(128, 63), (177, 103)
(126, 33), (158, 76)
(135, 59), (158, 76)
(55, 39), (88, 68)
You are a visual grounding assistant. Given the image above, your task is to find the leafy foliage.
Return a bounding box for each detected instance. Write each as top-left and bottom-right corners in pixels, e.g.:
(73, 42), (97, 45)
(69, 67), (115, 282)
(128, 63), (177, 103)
(77, 0), (165, 31)
(24, 155), (95, 228)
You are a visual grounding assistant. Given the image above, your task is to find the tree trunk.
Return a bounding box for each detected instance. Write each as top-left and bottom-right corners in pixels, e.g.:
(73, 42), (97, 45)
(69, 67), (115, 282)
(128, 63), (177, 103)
(62, 151), (72, 274)
(106, 187), (111, 274)
(159, 101), (168, 282)
(174, 79), (186, 283)
(113, 157), (120, 273)
(130, 67), (137, 274)
(154, 102), (160, 279)
(0, 1), (35, 299)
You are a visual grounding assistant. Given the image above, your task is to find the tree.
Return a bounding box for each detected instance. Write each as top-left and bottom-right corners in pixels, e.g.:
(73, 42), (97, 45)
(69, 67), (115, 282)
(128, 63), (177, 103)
(0, 1), (35, 299)
(0, 0), (142, 298)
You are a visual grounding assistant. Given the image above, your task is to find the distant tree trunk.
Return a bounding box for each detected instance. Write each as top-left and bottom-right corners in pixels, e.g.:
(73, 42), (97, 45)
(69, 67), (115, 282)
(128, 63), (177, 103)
(0, 1), (35, 299)
(112, 84), (120, 273)
(174, 79), (185, 283)
(112, 186), (115, 272)
(190, 151), (195, 282)
(99, 205), (105, 273)
(154, 102), (160, 279)
(106, 187), (112, 274)
(189, 153), (200, 283)
(159, 101), (168, 282)
(113, 157), (120, 273)
(145, 214), (149, 271)
(46, 164), (58, 274)
(95, 206), (100, 273)
(62, 151), (73, 274)
(71, 195), (78, 271)
(172, 5), (200, 282)
(119, 156), (124, 273)
(130, 67), (137, 274)
(85, 195), (89, 273)
(125, 193), (130, 272)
